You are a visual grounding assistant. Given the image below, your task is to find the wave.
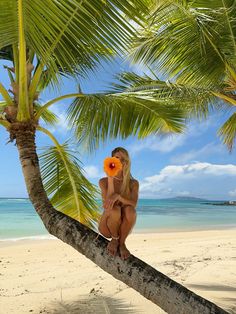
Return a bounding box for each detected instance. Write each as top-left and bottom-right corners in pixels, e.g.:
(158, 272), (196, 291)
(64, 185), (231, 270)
(0, 198), (29, 203)
(0, 234), (56, 242)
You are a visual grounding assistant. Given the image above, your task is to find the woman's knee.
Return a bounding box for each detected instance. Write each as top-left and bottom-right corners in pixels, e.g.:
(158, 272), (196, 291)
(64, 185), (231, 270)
(108, 205), (121, 222)
(98, 214), (111, 238)
(98, 225), (111, 238)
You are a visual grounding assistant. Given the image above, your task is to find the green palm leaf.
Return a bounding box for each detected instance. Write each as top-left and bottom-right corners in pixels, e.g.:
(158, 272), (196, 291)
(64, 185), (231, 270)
(0, 101), (7, 108)
(65, 70), (226, 152)
(0, 46), (14, 62)
(112, 71), (220, 116)
(34, 102), (59, 126)
(0, 0), (148, 81)
(39, 141), (100, 229)
(218, 112), (236, 152)
(66, 94), (186, 153)
(130, 0), (236, 88)
(126, 1), (236, 152)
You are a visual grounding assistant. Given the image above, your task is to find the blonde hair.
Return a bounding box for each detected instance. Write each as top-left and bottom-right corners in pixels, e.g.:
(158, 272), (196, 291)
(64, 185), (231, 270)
(111, 147), (132, 197)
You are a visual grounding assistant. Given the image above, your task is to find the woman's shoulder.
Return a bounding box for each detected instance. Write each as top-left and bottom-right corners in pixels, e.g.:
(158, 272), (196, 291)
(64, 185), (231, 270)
(130, 178), (139, 188)
(99, 177), (108, 187)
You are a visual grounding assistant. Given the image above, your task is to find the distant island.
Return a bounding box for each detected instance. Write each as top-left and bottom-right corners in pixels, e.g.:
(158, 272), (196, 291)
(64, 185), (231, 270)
(168, 196), (209, 201)
(166, 196), (236, 205)
(202, 200), (236, 206)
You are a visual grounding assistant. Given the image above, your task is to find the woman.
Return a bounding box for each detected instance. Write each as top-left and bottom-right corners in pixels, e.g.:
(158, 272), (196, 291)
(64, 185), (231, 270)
(98, 147), (139, 260)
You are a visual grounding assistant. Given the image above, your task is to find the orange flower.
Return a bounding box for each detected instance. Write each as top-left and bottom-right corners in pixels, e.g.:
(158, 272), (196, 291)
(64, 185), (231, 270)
(104, 157), (122, 177)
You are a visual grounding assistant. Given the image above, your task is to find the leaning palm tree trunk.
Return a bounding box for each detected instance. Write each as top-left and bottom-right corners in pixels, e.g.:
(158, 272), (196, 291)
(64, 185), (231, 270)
(11, 121), (228, 314)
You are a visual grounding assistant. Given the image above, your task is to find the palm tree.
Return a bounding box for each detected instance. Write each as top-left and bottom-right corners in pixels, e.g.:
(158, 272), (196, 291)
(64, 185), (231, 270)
(0, 1), (228, 313)
(128, 0), (236, 151)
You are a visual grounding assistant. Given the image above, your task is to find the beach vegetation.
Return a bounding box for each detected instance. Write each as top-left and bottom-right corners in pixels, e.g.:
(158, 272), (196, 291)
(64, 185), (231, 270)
(128, 0), (236, 151)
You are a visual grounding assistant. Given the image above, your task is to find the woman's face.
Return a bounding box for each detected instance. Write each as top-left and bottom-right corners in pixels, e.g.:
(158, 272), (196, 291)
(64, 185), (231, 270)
(113, 151), (128, 173)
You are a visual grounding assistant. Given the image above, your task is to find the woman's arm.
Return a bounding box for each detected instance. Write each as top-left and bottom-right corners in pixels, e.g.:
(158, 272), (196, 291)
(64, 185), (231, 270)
(99, 177), (116, 211)
(106, 176), (115, 197)
(99, 178), (139, 210)
(118, 180), (139, 208)
(99, 178), (107, 208)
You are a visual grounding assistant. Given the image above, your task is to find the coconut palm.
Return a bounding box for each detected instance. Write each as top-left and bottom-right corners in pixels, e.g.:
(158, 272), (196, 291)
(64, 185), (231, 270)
(128, 0), (236, 151)
(0, 1), (228, 313)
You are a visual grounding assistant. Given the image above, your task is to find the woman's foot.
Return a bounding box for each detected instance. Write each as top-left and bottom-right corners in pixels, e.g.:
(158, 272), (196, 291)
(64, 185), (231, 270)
(107, 238), (119, 256)
(119, 243), (130, 260)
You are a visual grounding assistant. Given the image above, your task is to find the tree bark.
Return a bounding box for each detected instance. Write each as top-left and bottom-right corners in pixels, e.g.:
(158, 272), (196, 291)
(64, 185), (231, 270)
(12, 122), (229, 314)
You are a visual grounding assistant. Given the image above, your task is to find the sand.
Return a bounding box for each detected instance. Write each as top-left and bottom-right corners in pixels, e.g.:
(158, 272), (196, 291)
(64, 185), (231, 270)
(0, 229), (236, 314)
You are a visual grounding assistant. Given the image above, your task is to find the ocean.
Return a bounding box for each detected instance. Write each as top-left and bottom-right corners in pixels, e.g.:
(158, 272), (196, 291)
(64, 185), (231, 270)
(0, 198), (236, 241)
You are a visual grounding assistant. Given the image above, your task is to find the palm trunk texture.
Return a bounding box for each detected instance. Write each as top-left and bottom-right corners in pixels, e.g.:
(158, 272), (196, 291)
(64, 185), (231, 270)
(10, 122), (229, 314)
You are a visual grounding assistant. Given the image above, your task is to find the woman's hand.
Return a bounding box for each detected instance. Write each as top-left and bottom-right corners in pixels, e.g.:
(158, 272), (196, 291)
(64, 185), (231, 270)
(104, 193), (120, 211)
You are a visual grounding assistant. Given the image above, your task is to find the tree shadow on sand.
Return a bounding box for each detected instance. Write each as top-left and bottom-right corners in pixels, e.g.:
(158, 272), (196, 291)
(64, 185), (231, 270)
(187, 284), (236, 314)
(47, 295), (144, 314)
(187, 284), (236, 292)
(220, 298), (236, 314)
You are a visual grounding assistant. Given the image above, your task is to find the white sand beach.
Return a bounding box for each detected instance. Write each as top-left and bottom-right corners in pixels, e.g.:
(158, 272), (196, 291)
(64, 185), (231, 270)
(0, 229), (236, 314)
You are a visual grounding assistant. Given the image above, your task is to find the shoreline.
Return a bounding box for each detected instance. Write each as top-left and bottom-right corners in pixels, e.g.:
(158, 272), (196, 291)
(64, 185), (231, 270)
(0, 229), (236, 313)
(1, 224), (236, 245)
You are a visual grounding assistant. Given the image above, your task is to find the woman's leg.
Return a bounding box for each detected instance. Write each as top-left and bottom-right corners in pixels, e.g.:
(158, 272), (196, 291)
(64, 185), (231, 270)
(98, 205), (122, 256)
(98, 212), (112, 238)
(119, 205), (137, 260)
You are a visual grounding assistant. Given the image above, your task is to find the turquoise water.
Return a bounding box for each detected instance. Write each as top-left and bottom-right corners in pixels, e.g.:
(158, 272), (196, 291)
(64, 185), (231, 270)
(0, 198), (236, 240)
(135, 199), (236, 231)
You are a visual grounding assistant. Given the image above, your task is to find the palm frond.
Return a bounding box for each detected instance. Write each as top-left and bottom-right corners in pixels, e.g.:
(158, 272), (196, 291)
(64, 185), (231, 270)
(130, 0), (236, 88)
(36, 68), (65, 93)
(66, 94), (186, 153)
(0, 0), (148, 82)
(0, 101), (7, 108)
(0, 119), (10, 129)
(65, 71), (226, 152)
(0, 45), (14, 62)
(51, 296), (141, 314)
(0, 82), (14, 106)
(39, 140), (100, 229)
(218, 112), (236, 152)
(116, 71), (223, 112)
(34, 102), (59, 126)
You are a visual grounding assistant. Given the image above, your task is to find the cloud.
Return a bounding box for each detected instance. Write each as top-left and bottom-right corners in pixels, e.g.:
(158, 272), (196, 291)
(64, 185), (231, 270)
(139, 162), (236, 199)
(129, 134), (186, 154)
(83, 165), (103, 179)
(170, 143), (223, 164)
(229, 189), (236, 197)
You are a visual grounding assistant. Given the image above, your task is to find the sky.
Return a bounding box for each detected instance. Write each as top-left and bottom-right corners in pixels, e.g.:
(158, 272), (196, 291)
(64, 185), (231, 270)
(0, 59), (236, 200)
